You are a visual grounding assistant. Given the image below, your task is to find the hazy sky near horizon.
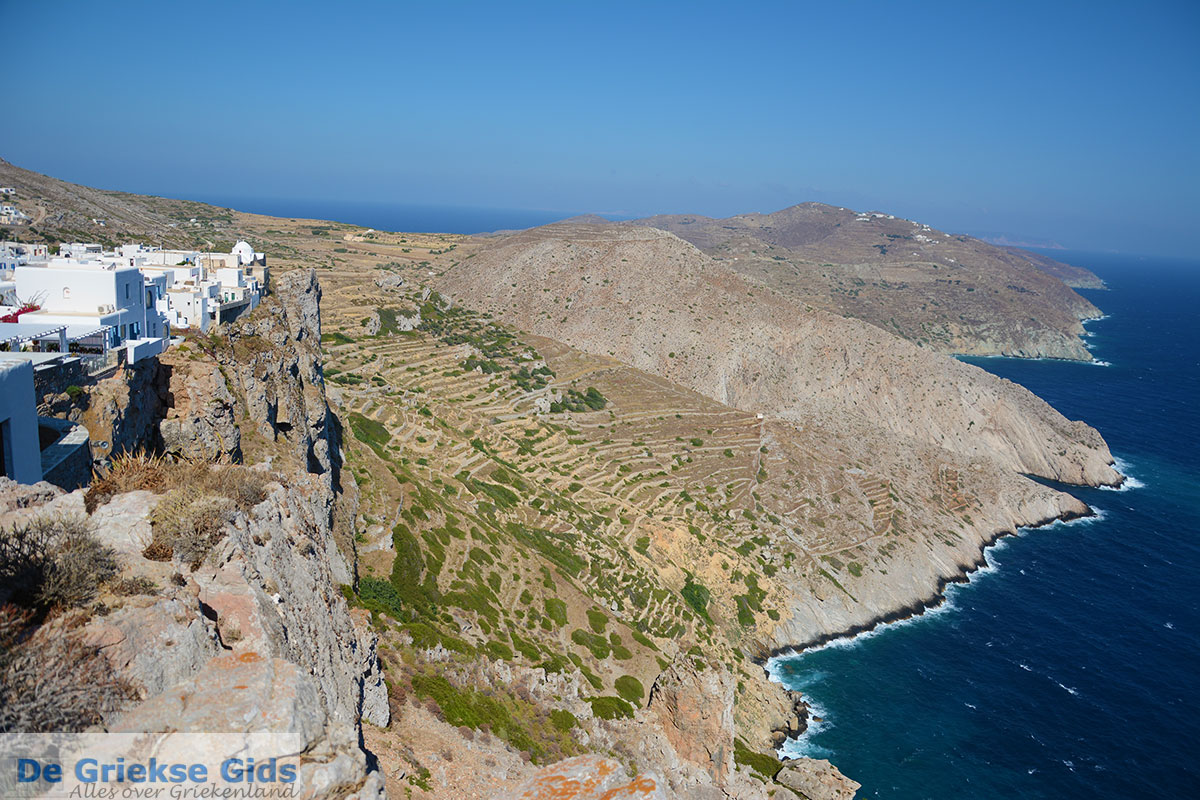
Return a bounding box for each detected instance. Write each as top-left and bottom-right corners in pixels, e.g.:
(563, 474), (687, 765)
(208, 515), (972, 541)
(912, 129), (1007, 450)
(4, 0), (1198, 256)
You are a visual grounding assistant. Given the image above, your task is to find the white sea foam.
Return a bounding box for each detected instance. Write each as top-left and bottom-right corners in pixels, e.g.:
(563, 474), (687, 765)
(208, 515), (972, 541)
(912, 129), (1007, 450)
(1089, 359), (1112, 367)
(776, 692), (834, 760)
(1057, 682), (1079, 696)
(1102, 456), (1145, 491)
(766, 509), (1112, 758)
(767, 514), (1101, 673)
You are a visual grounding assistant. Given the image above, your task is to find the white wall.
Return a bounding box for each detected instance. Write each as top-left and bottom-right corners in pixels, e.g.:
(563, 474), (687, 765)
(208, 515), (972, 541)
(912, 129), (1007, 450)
(0, 360), (43, 484)
(16, 264), (140, 314)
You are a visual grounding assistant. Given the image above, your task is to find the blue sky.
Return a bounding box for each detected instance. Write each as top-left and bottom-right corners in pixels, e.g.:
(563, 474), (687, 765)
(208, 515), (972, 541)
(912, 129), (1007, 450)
(4, 0), (1198, 255)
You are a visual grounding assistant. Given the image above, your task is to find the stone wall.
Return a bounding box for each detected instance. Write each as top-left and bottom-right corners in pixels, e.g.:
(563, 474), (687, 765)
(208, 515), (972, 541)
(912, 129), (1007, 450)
(38, 416), (91, 490)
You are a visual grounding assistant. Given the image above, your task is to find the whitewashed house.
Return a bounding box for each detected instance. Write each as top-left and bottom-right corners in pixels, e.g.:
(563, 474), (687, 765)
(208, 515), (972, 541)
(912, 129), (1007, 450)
(14, 256), (169, 363)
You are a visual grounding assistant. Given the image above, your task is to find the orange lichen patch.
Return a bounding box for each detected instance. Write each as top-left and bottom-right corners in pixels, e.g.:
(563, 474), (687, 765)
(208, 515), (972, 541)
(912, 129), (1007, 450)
(599, 777), (658, 799)
(517, 777), (581, 799)
(232, 685), (248, 690)
(507, 759), (658, 800)
(237, 651), (262, 663)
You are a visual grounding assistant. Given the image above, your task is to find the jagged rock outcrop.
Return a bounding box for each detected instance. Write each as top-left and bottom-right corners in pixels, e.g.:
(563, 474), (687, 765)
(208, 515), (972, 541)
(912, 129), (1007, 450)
(70, 476), (389, 798)
(79, 359), (168, 463)
(647, 655), (736, 785)
(735, 674), (808, 748)
(223, 268), (337, 476)
(158, 359), (241, 461)
(491, 755), (666, 800)
(0, 269), (386, 798)
(193, 473), (388, 729)
(776, 758), (861, 800)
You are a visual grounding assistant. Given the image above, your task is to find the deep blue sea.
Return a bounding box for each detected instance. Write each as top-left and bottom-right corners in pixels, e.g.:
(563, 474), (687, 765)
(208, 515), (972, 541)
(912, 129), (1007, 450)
(769, 251), (1200, 798)
(189, 195), (600, 234)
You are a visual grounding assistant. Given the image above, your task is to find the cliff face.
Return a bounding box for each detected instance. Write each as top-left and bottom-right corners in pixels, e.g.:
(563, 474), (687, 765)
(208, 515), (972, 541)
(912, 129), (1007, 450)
(0, 270), (387, 799)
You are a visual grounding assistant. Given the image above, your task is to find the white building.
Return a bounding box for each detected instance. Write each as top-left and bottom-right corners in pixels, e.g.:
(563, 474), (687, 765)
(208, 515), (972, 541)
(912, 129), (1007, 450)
(60, 243), (104, 258)
(0, 360), (42, 484)
(14, 257), (169, 363)
(8, 240), (266, 344)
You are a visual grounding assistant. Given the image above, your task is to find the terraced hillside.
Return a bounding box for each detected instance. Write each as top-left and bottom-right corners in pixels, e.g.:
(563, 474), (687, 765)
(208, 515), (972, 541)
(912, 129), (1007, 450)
(307, 263), (1105, 797)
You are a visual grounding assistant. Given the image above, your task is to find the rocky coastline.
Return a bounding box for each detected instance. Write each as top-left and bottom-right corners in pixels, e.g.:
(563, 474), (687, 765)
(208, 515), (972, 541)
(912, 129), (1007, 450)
(759, 495), (1108, 756)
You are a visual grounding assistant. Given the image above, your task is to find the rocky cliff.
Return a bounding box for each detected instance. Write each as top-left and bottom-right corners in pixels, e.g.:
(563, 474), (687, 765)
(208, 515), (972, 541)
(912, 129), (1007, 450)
(0, 270), (387, 798)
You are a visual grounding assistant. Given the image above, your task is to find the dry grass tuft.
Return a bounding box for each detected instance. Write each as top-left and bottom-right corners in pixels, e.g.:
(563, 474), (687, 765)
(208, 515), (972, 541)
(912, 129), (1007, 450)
(87, 452), (274, 569)
(0, 515), (118, 611)
(0, 605), (133, 733)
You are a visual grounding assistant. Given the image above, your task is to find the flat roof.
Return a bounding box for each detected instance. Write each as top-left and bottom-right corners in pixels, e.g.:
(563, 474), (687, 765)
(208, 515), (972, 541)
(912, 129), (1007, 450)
(0, 321), (66, 341)
(0, 351), (70, 366)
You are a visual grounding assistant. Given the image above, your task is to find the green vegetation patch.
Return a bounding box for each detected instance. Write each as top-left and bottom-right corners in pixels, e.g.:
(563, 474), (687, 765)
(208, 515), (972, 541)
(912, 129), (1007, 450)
(614, 675), (645, 705)
(543, 598), (568, 628)
(586, 608), (609, 633)
(734, 737), (782, 782)
(588, 695), (634, 720)
(410, 672), (577, 764)
(680, 577), (712, 623)
(571, 628), (611, 660)
(507, 523), (586, 577)
(348, 412), (391, 455)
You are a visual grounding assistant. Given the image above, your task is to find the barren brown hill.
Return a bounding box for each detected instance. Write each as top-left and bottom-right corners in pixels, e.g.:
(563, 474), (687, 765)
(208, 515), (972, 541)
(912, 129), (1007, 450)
(1004, 245), (1107, 289)
(434, 221), (1119, 488)
(0, 157), (245, 250)
(628, 203), (1105, 360)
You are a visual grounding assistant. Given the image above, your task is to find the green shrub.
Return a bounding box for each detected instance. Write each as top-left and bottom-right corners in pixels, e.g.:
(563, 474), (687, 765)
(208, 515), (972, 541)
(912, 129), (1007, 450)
(485, 640), (513, 661)
(588, 695), (634, 720)
(543, 598), (568, 627)
(348, 412), (391, 453)
(549, 708), (577, 731)
(586, 608), (608, 633)
(508, 523), (585, 576)
(614, 675), (644, 704)
(734, 737), (782, 781)
(571, 629), (610, 660)
(680, 578), (712, 623)
(468, 547), (494, 565)
(631, 629), (659, 651)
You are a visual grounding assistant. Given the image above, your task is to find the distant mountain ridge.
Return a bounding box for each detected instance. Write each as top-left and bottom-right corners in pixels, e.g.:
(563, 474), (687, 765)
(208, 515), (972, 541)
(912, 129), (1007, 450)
(0, 157), (244, 250)
(619, 203), (1105, 360)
